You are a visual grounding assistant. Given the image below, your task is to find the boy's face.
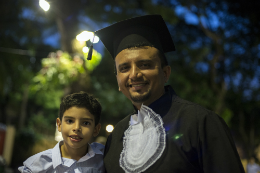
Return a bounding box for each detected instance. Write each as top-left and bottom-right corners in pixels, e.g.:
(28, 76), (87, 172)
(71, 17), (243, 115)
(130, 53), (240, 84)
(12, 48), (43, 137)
(56, 107), (101, 154)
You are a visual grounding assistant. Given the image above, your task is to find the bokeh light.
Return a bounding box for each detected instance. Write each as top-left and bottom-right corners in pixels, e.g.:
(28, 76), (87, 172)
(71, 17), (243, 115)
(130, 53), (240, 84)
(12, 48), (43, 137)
(76, 31), (99, 43)
(106, 125), (114, 133)
(39, 0), (50, 11)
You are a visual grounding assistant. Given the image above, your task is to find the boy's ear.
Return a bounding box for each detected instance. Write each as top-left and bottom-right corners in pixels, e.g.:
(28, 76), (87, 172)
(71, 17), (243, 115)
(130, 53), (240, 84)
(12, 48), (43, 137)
(93, 123), (101, 137)
(56, 118), (62, 132)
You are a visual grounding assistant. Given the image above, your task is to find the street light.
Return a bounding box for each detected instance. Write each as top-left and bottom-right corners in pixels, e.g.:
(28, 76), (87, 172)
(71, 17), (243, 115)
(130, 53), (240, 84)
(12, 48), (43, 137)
(39, 0), (50, 11)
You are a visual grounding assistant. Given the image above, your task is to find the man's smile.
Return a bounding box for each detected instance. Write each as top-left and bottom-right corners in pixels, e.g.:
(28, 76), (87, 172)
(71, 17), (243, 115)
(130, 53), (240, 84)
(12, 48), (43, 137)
(128, 81), (149, 87)
(128, 82), (149, 91)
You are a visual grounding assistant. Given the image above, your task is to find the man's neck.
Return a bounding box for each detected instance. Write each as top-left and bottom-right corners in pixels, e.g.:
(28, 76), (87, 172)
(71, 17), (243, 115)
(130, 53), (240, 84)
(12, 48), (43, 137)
(133, 90), (165, 110)
(133, 103), (142, 110)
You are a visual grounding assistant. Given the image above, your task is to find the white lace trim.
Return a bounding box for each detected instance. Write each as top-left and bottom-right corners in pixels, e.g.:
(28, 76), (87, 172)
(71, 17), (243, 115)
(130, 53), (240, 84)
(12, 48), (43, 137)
(119, 105), (166, 173)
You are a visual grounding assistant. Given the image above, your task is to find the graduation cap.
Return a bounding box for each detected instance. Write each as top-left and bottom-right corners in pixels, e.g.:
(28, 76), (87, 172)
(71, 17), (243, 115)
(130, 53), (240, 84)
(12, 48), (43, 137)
(87, 15), (175, 60)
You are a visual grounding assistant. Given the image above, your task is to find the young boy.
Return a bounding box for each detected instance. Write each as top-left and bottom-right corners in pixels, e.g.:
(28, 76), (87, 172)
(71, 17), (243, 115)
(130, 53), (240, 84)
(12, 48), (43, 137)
(18, 92), (105, 173)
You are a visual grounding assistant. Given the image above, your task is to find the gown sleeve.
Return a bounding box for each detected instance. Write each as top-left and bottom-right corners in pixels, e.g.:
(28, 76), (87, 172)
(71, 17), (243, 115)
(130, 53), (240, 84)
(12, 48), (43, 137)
(104, 133), (112, 173)
(104, 134), (112, 157)
(197, 111), (245, 173)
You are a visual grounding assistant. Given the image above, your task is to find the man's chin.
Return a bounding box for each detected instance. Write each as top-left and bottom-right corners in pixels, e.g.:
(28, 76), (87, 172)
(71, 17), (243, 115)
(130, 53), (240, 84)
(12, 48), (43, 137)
(130, 92), (151, 103)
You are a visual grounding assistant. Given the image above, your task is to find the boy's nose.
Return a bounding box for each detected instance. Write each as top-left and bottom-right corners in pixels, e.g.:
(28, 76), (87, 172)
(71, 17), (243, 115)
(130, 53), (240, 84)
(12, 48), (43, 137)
(73, 128), (81, 132)
(73, 124), (81, 132)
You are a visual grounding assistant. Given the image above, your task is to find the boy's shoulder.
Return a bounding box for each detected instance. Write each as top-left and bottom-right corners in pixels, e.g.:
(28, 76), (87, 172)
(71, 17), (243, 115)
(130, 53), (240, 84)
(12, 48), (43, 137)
(90, 142), (105, 154)
(19, 148), (54, 172)
(25, 148), (53, 164)
(18, 142), (60, 172)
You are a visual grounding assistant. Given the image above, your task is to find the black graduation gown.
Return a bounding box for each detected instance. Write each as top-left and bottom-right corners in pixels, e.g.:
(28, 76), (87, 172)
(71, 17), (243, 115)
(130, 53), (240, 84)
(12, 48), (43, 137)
(104, 86), (245, 173)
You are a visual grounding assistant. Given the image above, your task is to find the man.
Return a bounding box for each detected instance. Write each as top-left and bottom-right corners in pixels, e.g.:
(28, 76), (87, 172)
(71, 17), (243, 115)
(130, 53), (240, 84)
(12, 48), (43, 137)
(92, 15), (245, 173)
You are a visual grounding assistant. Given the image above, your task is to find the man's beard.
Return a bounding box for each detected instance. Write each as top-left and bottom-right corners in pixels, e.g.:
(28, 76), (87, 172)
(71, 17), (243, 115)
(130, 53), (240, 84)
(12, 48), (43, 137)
(130, 89), (151, 103)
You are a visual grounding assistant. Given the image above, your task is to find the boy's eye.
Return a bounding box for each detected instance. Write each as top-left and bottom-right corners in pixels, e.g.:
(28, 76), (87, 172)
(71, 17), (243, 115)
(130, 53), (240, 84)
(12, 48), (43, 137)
(83, 121), (91, 126)
(66, 119), (73, 124)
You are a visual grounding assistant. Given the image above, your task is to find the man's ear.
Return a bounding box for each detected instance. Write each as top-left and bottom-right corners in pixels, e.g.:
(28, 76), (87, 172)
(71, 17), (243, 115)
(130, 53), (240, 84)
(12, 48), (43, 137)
(93, 123), (101, 137)
(116, 74), (121, 91)
(163, 65), (171, 83)
(56, 118), (62, 132)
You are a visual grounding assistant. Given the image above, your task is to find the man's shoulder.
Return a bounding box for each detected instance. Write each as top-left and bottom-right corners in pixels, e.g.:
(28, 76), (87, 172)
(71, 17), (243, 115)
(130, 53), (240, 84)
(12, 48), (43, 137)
(172, 95), (214, 115)
(167, 95), (224, 124)
(112, 111), (134, 132)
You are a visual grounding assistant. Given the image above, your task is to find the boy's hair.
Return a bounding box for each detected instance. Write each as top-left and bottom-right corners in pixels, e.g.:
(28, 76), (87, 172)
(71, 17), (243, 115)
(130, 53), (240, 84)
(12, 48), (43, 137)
(59, 91), (102, 126)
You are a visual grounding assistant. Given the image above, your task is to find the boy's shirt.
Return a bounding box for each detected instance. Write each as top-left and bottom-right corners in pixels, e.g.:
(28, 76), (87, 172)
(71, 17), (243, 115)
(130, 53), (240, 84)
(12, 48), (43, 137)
(18, 141), (105, 173)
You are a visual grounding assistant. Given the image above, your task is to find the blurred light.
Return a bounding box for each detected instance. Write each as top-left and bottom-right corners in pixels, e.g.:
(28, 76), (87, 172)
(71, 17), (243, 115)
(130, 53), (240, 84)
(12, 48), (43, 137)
(106, 124), (114, 133)
(82, 46), (89, 53)
(76, 31), (94, 41)
(76, 31), (99, 44)
(90, 36), (100, 44)
(172, 134), (183, 140)
(39, 0), (50, 11)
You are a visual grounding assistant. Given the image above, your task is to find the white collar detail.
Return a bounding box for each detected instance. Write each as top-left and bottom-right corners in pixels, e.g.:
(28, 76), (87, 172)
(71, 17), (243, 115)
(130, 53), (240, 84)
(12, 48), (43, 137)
(120, 104), (166, 173)
(130, 110), (144, 126)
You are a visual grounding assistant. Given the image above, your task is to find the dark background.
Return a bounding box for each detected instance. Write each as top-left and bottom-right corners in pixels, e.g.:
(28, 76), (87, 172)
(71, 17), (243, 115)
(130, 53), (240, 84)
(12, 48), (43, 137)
(0, 0), (259, 172)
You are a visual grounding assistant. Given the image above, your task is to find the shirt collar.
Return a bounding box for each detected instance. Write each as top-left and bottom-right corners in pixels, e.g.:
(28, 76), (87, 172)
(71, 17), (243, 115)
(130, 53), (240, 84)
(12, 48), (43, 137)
(78, 143), (103, 162)
(52, 141), (63, 169)
(52, 141), (104, 167)
(130, 109), (145, 125)
(130, 85), (175, 125)
(148, 85), (175, 117)
(132, 85), (175, 117)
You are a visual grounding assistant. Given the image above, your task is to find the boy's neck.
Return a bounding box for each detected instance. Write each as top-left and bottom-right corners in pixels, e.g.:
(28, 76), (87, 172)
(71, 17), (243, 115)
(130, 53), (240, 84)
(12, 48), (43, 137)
(60, 143), (88, 161)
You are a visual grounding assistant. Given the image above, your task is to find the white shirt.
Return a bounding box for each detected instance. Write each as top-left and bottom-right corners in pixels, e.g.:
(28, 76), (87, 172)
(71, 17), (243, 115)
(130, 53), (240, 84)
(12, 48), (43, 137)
(18, 141), (105, 173)
(130, 110), (143, 125)
(121, 105), (166, 173)
(247, 163), (260, 173)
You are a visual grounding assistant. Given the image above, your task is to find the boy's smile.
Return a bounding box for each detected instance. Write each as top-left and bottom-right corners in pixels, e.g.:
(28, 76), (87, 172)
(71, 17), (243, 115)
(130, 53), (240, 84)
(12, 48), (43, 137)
(56, 106), (100, 159)
(70, 135), (83, 142)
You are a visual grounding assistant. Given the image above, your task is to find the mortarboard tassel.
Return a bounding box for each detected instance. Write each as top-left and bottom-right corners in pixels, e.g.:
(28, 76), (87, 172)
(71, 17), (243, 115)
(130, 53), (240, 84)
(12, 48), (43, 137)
(87, 44), (93, 60)
(87, 33), (95, 60)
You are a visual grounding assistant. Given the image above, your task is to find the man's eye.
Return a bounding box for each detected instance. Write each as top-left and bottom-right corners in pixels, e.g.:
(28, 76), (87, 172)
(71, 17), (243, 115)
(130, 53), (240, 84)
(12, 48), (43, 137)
(140, 63), (150, 68)
(119, 66), (129, 72)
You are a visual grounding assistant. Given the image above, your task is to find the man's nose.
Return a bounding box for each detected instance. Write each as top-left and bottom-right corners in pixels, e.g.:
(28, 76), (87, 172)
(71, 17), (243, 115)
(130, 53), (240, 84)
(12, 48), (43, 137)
(129, 66), (142, 79)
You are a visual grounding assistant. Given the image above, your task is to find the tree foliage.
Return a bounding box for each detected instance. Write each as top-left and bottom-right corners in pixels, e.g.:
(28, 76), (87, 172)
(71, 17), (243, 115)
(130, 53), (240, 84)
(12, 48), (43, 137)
(30, 50), (101, 109)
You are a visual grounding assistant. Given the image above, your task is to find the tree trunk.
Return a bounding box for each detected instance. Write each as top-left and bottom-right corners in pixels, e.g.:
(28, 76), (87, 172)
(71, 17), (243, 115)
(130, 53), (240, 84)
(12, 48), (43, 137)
(52, 0), (80, 53)
(19, 85), (29, 129)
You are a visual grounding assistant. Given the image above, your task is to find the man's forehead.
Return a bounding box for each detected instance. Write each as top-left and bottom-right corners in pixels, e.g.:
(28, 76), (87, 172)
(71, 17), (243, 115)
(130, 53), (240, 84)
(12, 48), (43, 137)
(115, 46), (159, 62)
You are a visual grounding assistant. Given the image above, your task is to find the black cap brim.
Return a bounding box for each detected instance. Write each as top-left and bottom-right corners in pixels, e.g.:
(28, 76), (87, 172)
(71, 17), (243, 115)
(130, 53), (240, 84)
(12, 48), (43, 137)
(95, 15), (175, 59)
